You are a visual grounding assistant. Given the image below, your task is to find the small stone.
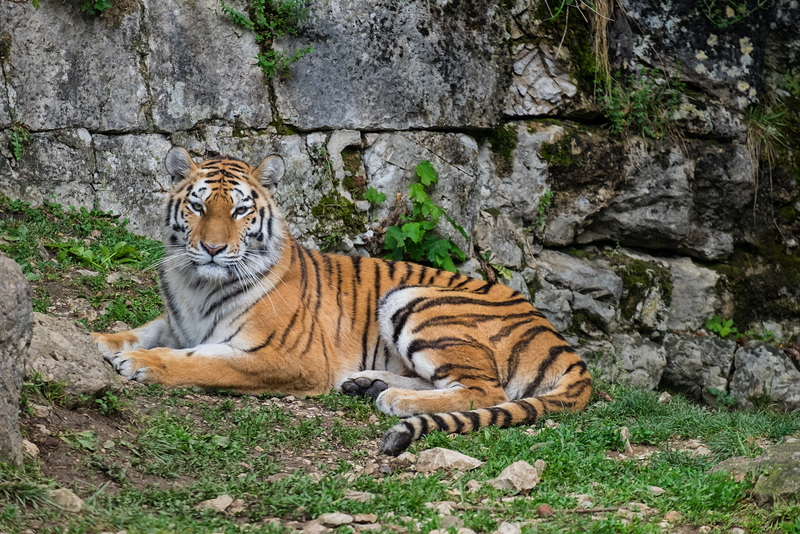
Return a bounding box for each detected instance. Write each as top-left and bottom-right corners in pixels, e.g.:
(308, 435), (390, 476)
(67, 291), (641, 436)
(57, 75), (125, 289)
(21, 439), (39, 458)
(196, 495), (234, 512)
(106, 272), (123, 284)
(378, 464), (392, 475)
(364, 461), (379, 475)
(456, 528), (477, 534)
(619, 426), (634, 454)
(664, 511), (683, 521)
(355, 200), (371, 212)
(440, 516), (464, 529)
(48, 488), (84, 513)
(700, 526), (712, 533)
(76, 269), (99, 277)
(647, 485), (666, 495)
(228, 499), (246, 514)
(426, 501), (457, 516)
(343, 490), (375, 502)
(544, 419), (560, 429)
(573, 494), (593, 508)
(353, 513), (378, 523)
(536, 503), (553, 517)
(416, 447), (484, 473)
(487, 460), (539, 491)
(534, 459), (547, 474)
(658, 392), (672, 404)
(317, 512), (354, 527)
(396, 451), (416, 463)
(301, 521), (330, 534)
(494, 522), (523, 534)
(465, 479), (482, 491)
(31, 404), (51, 418)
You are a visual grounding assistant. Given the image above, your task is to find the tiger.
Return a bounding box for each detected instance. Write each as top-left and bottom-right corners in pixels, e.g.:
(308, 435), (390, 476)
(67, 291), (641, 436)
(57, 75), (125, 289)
(92, 147), (592, 455)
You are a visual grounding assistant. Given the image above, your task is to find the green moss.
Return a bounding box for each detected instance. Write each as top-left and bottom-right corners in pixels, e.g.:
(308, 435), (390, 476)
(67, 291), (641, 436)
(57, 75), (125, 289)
(269, 117), (298, 136)
(484, 124), (518, 162)
(0, 32), (10, 63)
(615, 258), (672, 321)
(779, 206), (797, 223)
(310, 192), (366, 252)
(340, 148), (366, 201)
(526, 272), (543, 300)
(569, 247), (592, 259)
(713, 245), (800, 327)
(533, 3), (598, 94)
(540, 135), (575, 168)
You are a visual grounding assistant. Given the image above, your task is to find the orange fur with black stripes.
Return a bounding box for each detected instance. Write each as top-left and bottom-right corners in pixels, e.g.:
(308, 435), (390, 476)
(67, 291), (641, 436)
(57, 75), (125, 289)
(93, 148), (592, 455)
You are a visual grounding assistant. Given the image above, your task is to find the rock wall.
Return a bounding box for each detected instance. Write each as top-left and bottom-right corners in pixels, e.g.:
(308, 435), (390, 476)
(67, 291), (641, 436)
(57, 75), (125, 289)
(1, 0), (799, 408)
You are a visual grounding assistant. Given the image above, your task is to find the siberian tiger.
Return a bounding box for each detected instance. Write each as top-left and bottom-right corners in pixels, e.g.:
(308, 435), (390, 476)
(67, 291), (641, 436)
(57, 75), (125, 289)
(93, 147), (592, 455)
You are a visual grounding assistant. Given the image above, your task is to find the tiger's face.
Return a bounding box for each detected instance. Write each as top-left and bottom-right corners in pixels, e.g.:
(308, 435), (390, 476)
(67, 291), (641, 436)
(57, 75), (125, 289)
(163, 147), (286, 282)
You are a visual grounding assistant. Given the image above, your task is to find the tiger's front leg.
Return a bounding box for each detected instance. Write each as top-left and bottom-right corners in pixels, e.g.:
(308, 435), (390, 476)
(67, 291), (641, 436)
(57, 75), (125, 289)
(92, 315), (177, 364)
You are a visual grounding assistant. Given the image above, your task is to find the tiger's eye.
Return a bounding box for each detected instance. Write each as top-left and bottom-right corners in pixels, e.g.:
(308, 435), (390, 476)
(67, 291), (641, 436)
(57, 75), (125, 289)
(190, 202), (203, 213)
(235, 206), (249, 216)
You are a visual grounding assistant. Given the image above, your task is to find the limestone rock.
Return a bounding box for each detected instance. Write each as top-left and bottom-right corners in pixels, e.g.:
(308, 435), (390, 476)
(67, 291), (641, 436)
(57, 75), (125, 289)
(0, 255), (33, 465)
(585, 334), (666, 390)
(1, 1), (147, 131)
(274, 1), (509, 130)
(93, 134), (173, 238)
(487, 460), (539, 491)
(531, 249), (623, 302)
(494, 522), (523, 534)
(343, 490), (375, 503)
(528, 277), (573, 332)
(2, 130), (96, 212)
(661, 334), (735, 403)
(665, 257), (721, 332)
(26, 313), (124, 405)
(711, 441), (800, 507)
(578, 141), (737, 260)
(729, 342), (800, 411)
(49, 488), (84, 513)
(416, 447), (483, 473)
(196, 494), (233, 512)
(505, 44), (577, 116)
(617, 0), (771, 109)
(145, 0), (271, 131)
(317, 512), (354, 527)
(752, 441), (800, 506)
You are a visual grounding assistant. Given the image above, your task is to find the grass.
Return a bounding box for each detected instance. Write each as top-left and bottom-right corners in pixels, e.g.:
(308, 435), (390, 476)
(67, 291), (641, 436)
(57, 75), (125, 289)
(0, 195), (164, 331)
(4, 381), (800, 533)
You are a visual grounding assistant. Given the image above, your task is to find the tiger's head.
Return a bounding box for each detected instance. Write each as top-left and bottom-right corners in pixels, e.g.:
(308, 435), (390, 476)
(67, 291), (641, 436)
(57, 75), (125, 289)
(163, 147), (287, 282)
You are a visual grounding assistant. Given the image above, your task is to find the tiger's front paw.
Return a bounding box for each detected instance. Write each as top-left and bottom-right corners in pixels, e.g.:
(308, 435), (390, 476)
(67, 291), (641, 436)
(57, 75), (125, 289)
(107, 349), (159, 383)
(92, 331), (140, 363)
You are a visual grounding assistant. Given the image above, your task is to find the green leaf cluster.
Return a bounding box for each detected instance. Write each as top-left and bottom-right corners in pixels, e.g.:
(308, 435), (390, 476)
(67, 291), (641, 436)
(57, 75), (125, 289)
(383, 160), (468, 273)
(81, 0), (112, 16)
(47, 239), (140, 270)
(10, 124), (29, 161)
(222, 0), (314, 80)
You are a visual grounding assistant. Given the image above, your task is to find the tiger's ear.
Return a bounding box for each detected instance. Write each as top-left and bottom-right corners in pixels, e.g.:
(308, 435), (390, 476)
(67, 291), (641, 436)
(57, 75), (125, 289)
(165, 147), (197, 183)
(254, 154), (285, 189)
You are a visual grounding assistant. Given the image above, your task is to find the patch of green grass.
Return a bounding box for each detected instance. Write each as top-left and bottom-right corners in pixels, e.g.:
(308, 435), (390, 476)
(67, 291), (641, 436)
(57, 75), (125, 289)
(0, 195), (163, 282)
(7, 382), (800, 532)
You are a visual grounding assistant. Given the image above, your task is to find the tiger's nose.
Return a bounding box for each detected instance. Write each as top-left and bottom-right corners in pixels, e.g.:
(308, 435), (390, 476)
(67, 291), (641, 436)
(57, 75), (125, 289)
(201, 242), (227, 257)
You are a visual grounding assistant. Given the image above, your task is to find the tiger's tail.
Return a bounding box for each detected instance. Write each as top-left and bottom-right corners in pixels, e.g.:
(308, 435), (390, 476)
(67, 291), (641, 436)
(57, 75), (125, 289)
(379, 360), (592, 456)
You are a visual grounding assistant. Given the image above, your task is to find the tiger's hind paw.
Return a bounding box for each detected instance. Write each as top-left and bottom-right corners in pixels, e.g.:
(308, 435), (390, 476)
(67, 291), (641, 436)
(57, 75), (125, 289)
(380, 422), (415, 456)
(340, 376), (388, 400)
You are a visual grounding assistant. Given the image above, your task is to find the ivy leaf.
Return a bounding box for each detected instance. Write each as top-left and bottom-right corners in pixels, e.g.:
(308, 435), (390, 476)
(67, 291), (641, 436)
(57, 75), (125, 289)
(384, 225), (405, 251)
(416, 160), (438, 186)
(364, 187), (386, 206)
(401, 222), (424, 244)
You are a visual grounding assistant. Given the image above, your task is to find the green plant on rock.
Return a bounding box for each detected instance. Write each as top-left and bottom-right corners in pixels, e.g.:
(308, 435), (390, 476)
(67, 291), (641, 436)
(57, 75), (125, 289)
(698, 0), (770, 29)
(534, 189), (554, 228)
(222, 0), (314, 80)
(383, 160), (468, 273)
(81, 0), (111, 15)
(705, 314), (739, 338)
(10, 124), (30, 161)
(600, 68), (685, 139)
